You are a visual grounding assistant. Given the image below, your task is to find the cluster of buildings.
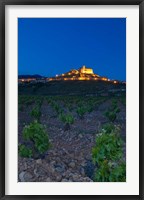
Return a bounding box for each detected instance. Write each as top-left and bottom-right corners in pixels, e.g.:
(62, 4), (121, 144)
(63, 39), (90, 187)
(47, 66), (123, 84)
(18, 65), (125, 84)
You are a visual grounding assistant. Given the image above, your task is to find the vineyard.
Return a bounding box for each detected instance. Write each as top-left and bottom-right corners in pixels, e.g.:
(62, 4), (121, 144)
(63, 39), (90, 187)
(18, 95), (126, 182)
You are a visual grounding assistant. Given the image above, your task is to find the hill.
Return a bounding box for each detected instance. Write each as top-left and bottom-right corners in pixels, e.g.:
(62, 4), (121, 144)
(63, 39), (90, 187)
(18, 80), (126, 96)
(18, 74), (45, 79)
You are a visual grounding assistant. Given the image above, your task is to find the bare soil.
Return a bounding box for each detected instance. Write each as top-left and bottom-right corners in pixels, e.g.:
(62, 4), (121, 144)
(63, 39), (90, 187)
(18, 96), (126, 182)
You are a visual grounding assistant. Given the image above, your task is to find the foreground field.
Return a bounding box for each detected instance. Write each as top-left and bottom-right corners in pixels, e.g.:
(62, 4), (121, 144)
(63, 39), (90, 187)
(18, 95), (126, 182)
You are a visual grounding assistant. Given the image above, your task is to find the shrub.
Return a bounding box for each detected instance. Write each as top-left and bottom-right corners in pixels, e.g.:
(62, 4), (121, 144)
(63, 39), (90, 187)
(111, 100), (120, 113)
(94, 160), (126, 182)
(19, 144), (32, 158)
(102, 123), (117, 134)
(52, 103), (63, 114)
(76, 106), (86, 118)
(65, 114), (74, 124)
(111, 103), (117, 110)
(105, 99), (121, 122)
(115, 107), (120, 113)
(92, 125), (126, 182)
(30, 106), (41, 121)
(105, 111), (116, 122)
(86, 104), (94, 113)
(92, 127), (123, 163)
(112, 99), (117, 106)
(66, 103), (73, 112)
(36, 99), (43, 107)
(59, 112), (66, 123)
(109, 162), (126, 182)
(59, 113), (74, 125)
(22, 121), (50, 157)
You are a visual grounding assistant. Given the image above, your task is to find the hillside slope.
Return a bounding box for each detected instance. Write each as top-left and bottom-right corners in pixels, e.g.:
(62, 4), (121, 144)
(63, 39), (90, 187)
(18, 80), (126, 96)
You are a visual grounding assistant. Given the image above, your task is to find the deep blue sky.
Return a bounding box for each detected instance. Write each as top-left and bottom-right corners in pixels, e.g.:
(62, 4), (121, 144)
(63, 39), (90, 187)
(18, 18), (126, 81)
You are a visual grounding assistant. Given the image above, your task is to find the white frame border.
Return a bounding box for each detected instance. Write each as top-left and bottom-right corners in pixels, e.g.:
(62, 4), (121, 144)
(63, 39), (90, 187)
(5, 5), (139, 195)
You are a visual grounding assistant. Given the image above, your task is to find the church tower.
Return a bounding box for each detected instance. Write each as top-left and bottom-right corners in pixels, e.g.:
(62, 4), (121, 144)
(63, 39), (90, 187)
(79, 65), (93, 74)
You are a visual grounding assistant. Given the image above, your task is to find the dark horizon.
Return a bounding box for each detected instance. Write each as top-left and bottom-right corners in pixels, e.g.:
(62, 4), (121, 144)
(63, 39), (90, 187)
(18, 18), (126, 81)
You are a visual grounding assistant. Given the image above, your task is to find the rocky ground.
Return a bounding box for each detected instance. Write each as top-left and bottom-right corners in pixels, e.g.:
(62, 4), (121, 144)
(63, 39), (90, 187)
(18, 97), (126, 182)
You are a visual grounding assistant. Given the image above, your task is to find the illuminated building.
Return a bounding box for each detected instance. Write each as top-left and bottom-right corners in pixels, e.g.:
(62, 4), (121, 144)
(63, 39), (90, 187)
(79, 65), (93, 74)
(47, 65), (110, 82)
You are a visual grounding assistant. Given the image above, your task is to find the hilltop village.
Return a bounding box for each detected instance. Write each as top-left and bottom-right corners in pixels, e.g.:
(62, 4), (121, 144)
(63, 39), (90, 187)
(18, 65), (125, 84)
(48, 66), (108, 81)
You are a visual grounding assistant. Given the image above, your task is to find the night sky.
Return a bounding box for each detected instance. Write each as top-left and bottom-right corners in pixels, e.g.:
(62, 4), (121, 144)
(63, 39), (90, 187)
(18, 18), (126, 81)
